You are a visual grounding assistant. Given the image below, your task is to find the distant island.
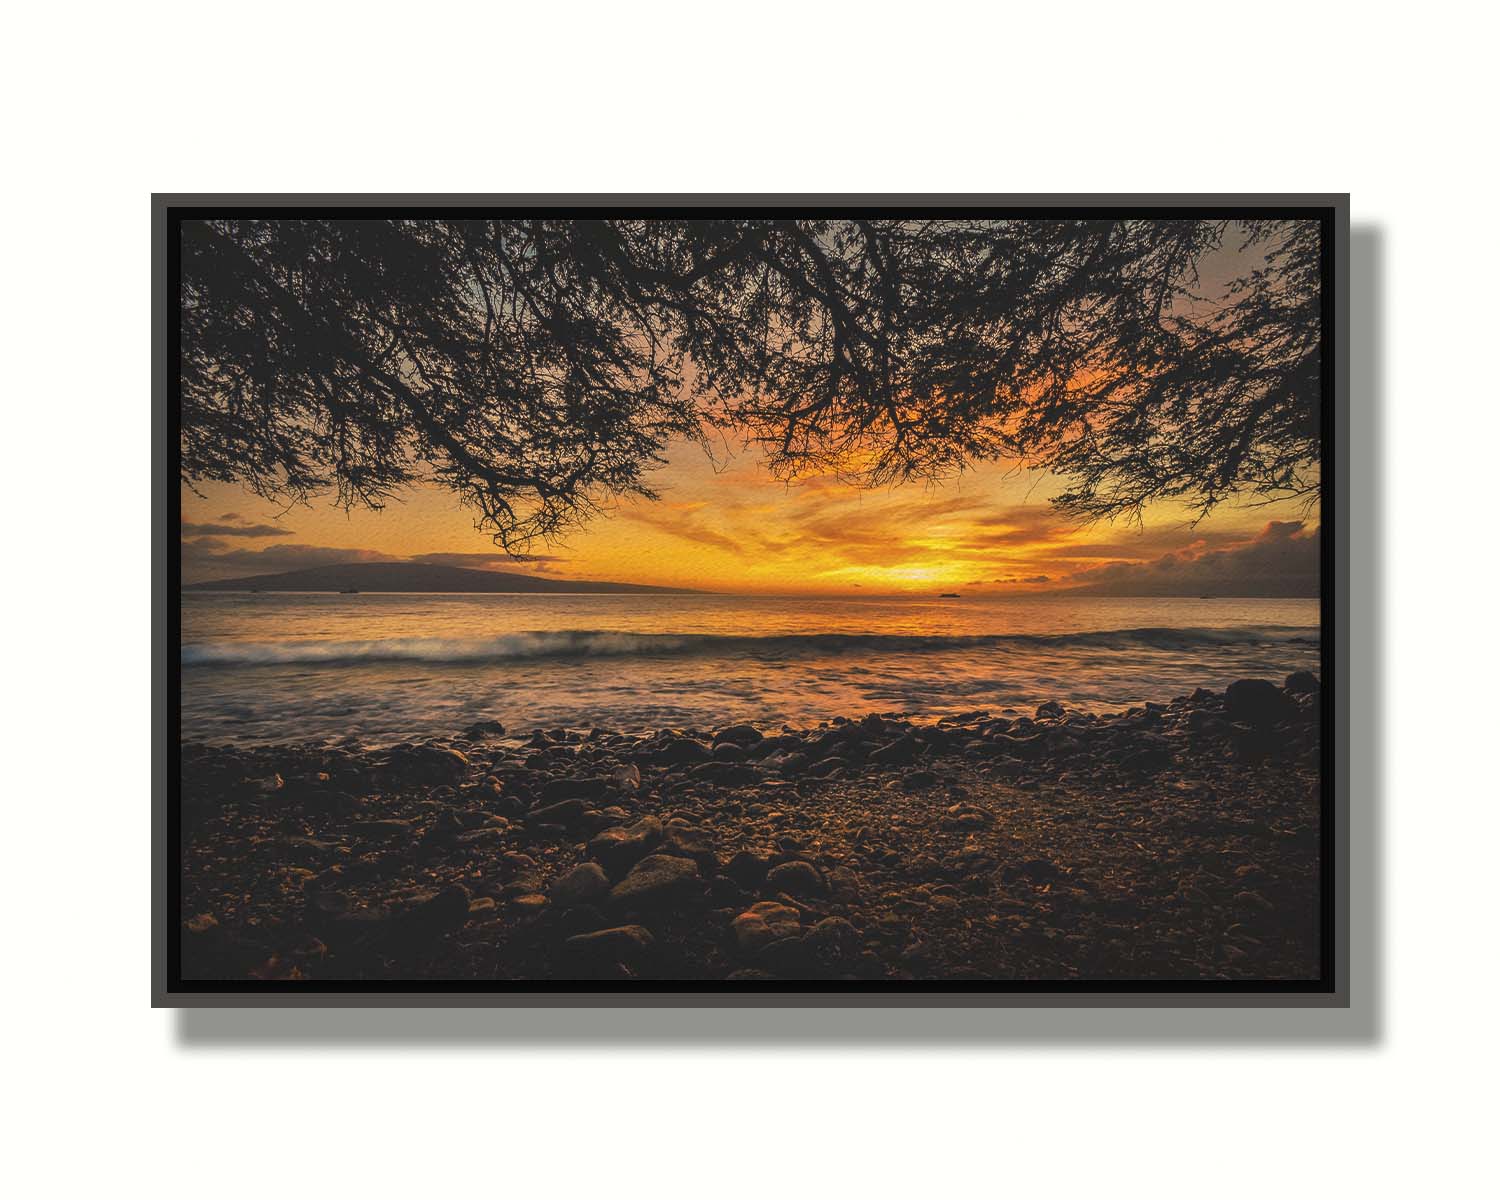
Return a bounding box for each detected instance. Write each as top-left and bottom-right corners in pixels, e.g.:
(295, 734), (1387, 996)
(183, 562), (704, 595)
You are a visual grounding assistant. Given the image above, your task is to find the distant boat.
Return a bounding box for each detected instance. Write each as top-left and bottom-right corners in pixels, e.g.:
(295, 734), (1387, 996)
(939, 592), (961, 598)
(338, 588), (360, 594)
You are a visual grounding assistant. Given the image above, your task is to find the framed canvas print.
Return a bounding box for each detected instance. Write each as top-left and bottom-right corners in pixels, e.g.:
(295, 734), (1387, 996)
(154, 196), (1347, 1006)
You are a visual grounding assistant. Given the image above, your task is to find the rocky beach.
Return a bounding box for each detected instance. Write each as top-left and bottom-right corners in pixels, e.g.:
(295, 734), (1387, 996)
(179, 672), (1322, 984)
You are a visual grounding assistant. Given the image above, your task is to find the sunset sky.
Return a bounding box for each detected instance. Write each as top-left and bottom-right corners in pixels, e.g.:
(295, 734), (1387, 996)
(182, 437), (1320, 596)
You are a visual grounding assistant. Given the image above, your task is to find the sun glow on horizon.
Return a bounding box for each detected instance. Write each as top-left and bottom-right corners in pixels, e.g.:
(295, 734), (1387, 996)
(182, 436), (1319, 597)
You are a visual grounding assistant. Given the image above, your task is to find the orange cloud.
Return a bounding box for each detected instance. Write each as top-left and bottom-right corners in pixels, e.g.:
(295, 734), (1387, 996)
(181, 439), (1319, 595)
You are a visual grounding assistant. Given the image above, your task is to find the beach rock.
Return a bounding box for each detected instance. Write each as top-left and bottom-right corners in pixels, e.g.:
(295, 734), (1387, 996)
(901, 769), (938, 792)
(918, 726), (953, 753)
(943, 802), (993, 829)
(456, 827), (508, 849)
(248, 773), (284, 796)
(1119, 736), (1176, 773)
(1002, 858), (1062, 885)
(565, 924), (655, 964)
(732, 900), (802, 952)
(724, 849), (771, 888)
(463, 719), (506, 739)
(774, 752), (811, 775)
(689, 761), (760, 788)
(609, 854), (701, 909)
(317, 905), (391, 951)
(428, 808), (464, 838)
(183, 912), (218, 935)
(539, 775), (610, 803)
(759, 935), (823, 976)
(869, 734), (920, 767)
(713, 723), (765, 748)
(1036, 700), (1065, 719)
(551, 862), (612, 908)
(803, 916), (861, 962)
(554, 904), (606, 935)
(306, 890), (352, 921)
(348, 818), (415, 841)
(765, 859), (826, 897)
(1186, 709), (1230, 735)
(388, 744), (470, 782)
(1284, 671), (1320, 695)
(824, 865), (862, 900)
(651, 737), (713, 766)
(1231, 725), (1280, 762)
(525, 798), (588, 826)
(476, 782), (524, 817)
(657, 826), (718, 877)
(991, 733), (1044, 762)
(389, 884), (471, 943)
(1224, 679), (1294, 728)
(804, 756), (847, 778)
(503, 893), (545, 918)
(589, 816), (664, 874)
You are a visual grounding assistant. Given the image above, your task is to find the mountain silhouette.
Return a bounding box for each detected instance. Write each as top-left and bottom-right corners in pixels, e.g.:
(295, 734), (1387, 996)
(183, 562), (703, 594)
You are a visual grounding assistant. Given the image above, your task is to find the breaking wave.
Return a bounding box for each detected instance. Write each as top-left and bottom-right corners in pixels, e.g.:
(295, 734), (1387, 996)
(181, 625), (1317, 668)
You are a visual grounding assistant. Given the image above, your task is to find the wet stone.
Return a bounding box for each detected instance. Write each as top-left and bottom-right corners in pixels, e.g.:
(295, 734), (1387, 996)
(1224, 679), (1294, 728)
(609, 854), (701, 909)
(1284, 671), (1320, 695)
(525, 798), (588, 826)
(589, 816), (664, 874)
(713, 724), (765, 748)
(724, 849), (771, 888)
(551, 862), (612, 908)
(732, 900), (802, 953)
(539, 776), (611, 803)
(566, 924), (655, 963)
(764, 859), (826, 897)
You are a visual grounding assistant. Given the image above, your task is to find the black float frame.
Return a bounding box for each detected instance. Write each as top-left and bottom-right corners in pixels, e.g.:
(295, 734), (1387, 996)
(153, 195), (1351, 1009)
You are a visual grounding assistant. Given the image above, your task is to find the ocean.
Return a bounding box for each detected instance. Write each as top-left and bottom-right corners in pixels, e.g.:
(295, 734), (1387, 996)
(178, 592), (1322, 746)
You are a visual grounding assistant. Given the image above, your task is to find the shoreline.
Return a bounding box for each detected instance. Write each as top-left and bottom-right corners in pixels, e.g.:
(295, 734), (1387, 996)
(180, 673), (1322, 983)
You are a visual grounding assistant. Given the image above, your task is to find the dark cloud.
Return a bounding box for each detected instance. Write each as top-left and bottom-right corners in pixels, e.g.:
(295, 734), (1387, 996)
(183, 540), (399, 576)
(1044, 532), (1243, 560)
(958, 506), (1244, 561)
(182, 541), (574, 583)
(961, 515), (1068, 548)
(1063, 522), (1319, 597)
(182, 521), (292, 538)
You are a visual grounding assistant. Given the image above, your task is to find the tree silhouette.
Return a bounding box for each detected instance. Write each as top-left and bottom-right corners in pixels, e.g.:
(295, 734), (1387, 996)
(181, 217), (1320, 546)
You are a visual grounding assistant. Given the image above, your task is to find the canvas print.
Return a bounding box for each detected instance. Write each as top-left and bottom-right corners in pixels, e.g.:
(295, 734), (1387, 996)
(170, 208), (1332, 991)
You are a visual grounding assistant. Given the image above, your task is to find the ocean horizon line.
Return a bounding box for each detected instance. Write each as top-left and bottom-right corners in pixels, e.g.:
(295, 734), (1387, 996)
(182, 586), (1318, 601)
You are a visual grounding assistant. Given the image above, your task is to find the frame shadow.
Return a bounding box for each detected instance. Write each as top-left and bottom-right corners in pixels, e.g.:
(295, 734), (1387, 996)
(173, 224), (1384, 1049)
